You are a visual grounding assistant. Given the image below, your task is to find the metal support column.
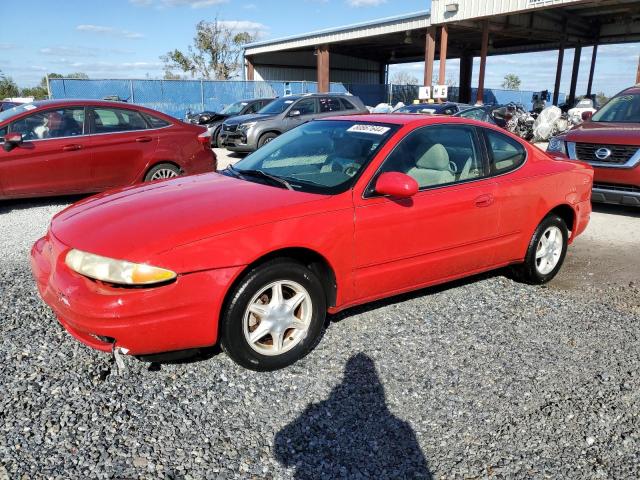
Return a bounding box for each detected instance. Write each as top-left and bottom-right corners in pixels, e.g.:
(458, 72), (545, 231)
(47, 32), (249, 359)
(568, 45), (582, 106)
(553, 46), (565, 106)
(438, 25), (448, 85)
(586, 44), (598, 97)
(246, 57), (255, 81)
(317, 45), (330, 93)
(476, 20), (489, 105)
(424, 26), (436, 87)
(459, 54), (473, 104)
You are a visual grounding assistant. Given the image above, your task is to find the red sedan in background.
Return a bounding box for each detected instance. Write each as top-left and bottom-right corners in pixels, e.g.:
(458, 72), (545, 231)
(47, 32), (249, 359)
(32, 115), (593, 371)
(548, 85), (640, 206)
(0, 99), (215, 199)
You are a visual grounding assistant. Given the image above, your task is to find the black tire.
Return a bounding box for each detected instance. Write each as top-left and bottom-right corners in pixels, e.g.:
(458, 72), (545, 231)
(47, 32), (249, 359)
(220, 259), (327, 371)
(144, 163), (181, 182)
(512, 214), (569, 284)
(212, 126), (222, 148)
(258, 132), (278, 148)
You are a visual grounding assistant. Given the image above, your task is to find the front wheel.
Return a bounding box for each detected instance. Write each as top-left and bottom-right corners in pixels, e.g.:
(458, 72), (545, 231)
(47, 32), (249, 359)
(258, 132), (278, 148)
(512, 214), (568, 284)
(220, 259), (327, 371)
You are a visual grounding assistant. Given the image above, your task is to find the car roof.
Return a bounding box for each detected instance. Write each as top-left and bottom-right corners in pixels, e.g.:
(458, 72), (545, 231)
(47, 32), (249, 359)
(28, 99), (149, 109)
(621, 86), (640, 95)
(323, 113), (483, 126)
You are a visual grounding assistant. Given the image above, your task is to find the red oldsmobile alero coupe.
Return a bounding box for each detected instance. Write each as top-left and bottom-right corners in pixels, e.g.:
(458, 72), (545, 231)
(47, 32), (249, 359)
(31, 115), (593, 370)
(0, 99), (215, 199)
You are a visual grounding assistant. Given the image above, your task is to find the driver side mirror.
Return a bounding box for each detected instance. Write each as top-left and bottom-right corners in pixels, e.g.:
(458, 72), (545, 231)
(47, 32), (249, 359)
(374, 172), (419, 198)
(581, 111), (593, 121)
(2, 132), (23, 152)
(288, 109), (301, 118)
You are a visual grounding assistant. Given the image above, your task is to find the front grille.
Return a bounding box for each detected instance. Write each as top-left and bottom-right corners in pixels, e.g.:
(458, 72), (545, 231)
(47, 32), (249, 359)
(575, 143), (638, 165)
(593, 183), (640, 194)
(223, 124), (237, 133)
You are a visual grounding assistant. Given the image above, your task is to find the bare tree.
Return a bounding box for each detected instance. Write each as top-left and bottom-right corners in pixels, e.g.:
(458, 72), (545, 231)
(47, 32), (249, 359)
(390, 71), (420, 86)
(161, 19), (257, 80)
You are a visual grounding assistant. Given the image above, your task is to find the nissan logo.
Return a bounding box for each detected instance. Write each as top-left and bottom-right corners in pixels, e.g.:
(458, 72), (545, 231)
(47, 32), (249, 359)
(595, 147), (612, 160)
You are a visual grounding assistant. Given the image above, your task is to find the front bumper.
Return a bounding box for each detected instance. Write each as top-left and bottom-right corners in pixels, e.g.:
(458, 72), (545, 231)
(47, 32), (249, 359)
(219, 130), (257, 152)
(591, 184), (640, 206)
(31, 232), (243, 355)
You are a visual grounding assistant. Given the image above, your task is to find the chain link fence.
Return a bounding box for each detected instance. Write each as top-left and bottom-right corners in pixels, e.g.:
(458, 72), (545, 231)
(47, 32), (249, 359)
(49, 78), (565, 117)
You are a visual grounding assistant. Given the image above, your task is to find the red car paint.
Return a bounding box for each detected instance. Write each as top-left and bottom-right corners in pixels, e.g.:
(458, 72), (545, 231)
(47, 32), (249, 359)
(31, 115), (593, 356)
(550, 86), (640, 206)
(0, 99), (216, 199)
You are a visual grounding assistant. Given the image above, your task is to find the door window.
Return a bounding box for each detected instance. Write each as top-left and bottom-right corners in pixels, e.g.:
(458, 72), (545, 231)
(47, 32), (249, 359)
(340, 98), (356, 110)
(92, 108), (148, 134)
(319, 97), (342, 113)
(9, 108), (85, 141)
(144, 113), (171, 129)
(373, 125), (485, 192)
(291, 98), (317, 116)
(483, 129), (526, 174)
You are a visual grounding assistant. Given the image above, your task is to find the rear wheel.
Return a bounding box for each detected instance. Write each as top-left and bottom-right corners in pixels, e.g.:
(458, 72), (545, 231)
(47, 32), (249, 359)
(220, 259), (326, 371)
(144, 163), (181, 182)
(512, 214), (568, 284)
(258, 132), (278, 148)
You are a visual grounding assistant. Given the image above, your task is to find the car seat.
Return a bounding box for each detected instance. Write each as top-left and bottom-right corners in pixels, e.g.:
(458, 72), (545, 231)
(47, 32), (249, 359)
(407, 143), (455, 187)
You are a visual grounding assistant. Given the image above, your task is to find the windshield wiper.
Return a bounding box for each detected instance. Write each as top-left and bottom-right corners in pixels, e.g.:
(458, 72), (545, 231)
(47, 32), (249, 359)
(230, 166), (293, 190)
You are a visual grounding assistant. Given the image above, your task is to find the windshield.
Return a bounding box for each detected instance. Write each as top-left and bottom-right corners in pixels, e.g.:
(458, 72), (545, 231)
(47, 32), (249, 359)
(458, 107), (488, 121)
(591, 93), (640, 123)
(229, 120), (399, 194)
(257, 97), (297, 115)
(395, 105), (436, 114)
(0, 103), (35, 123)
(221, 101), (248, 115)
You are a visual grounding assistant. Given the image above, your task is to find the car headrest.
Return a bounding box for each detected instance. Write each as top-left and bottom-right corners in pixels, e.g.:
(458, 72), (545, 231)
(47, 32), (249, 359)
(416, 143), (450, 170)
(47, 112), (63, 130)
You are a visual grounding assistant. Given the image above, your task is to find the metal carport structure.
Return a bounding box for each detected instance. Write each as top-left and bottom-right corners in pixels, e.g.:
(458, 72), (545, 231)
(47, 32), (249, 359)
(244, 0), (640, 105)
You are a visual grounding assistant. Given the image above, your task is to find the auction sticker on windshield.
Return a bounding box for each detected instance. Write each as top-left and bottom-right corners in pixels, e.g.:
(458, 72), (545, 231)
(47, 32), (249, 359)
(347, 124), (391, 135)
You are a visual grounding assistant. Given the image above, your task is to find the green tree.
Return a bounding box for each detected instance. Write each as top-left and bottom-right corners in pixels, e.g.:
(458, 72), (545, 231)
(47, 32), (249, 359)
(0, 71), (20, 99)
(21, 72), (90, 100)
(595, 91), (609, 106)
(501, 73), (521, 91)
(161, 19), (257, 80)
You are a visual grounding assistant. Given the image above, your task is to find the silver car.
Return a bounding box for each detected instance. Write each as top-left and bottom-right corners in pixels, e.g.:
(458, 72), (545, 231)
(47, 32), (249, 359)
(219, 93), (368, 152)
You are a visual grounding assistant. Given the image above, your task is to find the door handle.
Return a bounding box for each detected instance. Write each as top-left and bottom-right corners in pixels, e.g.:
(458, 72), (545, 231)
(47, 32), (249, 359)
(62, 144), (82, 151)
(475, 194), (494, 208)
(135, 136), (153, 143)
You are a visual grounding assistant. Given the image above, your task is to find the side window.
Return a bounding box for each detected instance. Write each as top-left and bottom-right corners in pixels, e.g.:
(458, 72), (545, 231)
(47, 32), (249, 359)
(9, 108), (85, 140)
(0, 125), (7, 139)
(319, 97), (342, 113)
(93, 108), (148, 134)
(484, 129), (526, 174)
(144, 113), (170, 128)
(374, 125), (484, 191)
(340, 98), (356, 110)
(292, 98), (316, 116)
(246, 102), (262, 114)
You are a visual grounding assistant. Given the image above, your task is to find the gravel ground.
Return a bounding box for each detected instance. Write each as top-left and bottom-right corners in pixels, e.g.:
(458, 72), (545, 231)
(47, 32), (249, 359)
(1, 190), (639, 479)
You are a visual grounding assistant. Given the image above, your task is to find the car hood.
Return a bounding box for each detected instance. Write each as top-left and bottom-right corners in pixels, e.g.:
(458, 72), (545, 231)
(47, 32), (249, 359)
(565, 121), (640, 146)
(50, 173), (327, 269)
(224, 113), (277, 126)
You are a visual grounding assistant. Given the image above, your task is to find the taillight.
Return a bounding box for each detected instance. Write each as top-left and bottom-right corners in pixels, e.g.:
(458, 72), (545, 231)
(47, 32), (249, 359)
(198, 132), (212, 149)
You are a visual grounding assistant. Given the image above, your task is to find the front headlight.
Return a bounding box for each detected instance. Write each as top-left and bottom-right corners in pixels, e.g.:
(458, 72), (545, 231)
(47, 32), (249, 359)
(238, 121), (257, 131)
(65, 249), (176, 286)
(547, 137), (566, 155)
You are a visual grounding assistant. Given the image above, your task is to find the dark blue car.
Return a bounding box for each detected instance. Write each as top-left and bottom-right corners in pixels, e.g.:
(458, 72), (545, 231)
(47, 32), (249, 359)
(393, 102), (472, 115)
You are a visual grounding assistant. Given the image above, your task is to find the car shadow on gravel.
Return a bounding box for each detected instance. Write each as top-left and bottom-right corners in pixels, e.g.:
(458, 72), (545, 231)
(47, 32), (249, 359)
(274, 353), (432, 479)
(592, 203), (640, 218)
(329, 269), (503, 324)
(0, 194), (88, 214)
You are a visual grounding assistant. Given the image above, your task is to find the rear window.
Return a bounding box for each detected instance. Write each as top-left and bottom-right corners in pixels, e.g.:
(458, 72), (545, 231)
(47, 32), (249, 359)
(144, 113), (171, 128)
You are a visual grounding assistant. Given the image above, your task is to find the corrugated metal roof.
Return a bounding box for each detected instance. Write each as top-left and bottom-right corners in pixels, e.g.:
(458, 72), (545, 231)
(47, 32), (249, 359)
(431, 0), (593, 24)
(244, 10), (431, 55)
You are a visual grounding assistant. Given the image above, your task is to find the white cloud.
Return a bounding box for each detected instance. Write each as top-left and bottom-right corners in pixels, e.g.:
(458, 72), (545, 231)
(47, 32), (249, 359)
(76, 24), (144, 39)
(347, 0), (386, 6)
(130, 0), (228, 8)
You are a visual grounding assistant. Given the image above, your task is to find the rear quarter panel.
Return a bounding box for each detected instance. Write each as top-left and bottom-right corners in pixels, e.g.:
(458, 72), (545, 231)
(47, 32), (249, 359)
(494, 146), (593, 263)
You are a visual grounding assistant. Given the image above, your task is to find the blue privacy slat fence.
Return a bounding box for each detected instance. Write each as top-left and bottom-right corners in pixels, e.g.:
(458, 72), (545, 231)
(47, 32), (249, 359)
(49, 78), (565, 118)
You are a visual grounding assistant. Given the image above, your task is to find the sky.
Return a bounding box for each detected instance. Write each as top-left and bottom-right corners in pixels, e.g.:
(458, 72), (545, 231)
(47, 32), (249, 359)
(0, 0), (638, 96)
